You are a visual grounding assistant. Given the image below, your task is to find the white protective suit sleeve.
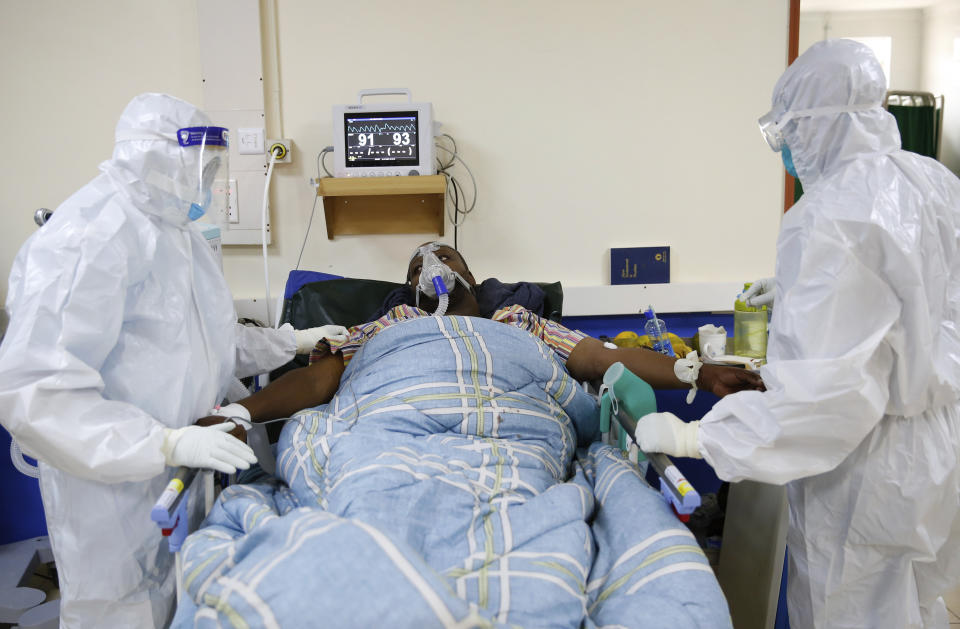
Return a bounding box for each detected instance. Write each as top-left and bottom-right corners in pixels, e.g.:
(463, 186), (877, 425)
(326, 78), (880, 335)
(234, 322), (296, 378)
(698, 227), (899, 484)
(0, 233), (167, 483)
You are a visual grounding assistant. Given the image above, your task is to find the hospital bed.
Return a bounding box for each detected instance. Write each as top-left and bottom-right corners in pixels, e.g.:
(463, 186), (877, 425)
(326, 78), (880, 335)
(158, 275), (733, 628)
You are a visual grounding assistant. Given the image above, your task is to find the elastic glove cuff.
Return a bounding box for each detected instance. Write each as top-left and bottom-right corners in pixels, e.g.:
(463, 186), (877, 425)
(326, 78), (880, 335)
(160, 427), (182, 463)
(678, 421), (703, 459)
(294, 329), (319, 354)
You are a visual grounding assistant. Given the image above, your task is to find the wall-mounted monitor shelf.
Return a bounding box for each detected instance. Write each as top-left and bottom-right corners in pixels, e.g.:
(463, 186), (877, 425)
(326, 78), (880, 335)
(316, 175), (446, 239)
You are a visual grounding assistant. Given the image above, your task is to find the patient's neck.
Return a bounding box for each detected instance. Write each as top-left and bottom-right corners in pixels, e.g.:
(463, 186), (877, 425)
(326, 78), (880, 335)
(415, 283), (479, 317)
(445, 284), (480, 316)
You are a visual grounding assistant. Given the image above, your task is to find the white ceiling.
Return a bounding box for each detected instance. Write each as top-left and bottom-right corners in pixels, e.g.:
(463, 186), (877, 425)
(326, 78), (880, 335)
(801, 0), (936, 11)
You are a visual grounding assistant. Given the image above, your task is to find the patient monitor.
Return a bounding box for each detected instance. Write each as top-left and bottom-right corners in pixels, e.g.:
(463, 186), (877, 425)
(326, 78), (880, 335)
(332, 88), (435, 178)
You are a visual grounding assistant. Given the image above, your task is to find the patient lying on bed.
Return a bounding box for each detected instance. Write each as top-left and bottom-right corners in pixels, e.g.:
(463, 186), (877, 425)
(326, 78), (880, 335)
(234, 243), (763, 424)
(172, 244), (759, 628)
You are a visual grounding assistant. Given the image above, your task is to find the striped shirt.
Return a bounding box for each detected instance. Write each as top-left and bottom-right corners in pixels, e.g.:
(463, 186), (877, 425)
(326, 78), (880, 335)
(310, 304), (586, 367)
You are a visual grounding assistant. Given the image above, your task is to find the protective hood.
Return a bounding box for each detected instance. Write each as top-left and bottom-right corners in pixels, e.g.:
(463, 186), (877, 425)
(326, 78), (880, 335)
(100, 93), (214, 228)
(770, 39), (900, 188)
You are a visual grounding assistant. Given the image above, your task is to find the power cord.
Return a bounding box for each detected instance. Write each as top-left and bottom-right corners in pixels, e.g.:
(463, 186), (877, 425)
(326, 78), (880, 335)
(296, 138), (477, 259)
(320, 147), (334, 178)
(297, 146), (333, 270)
(437, 133), (458, 170)
(451, 174), (460, 249)
(435, 135), (477, 252)
(262, 145), (283, 325)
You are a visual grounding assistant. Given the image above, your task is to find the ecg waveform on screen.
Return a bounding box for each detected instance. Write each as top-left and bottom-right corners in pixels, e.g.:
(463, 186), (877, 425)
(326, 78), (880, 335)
(347, 122), (417, 134)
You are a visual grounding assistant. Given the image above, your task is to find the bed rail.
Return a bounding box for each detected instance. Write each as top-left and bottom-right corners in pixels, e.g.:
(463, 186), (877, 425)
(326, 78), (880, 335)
(151, 467), (215, 602)
(585, 375), (701, 521)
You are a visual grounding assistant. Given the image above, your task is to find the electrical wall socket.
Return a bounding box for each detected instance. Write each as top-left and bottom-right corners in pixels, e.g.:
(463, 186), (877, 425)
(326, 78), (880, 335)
(266, 139), (292, 164)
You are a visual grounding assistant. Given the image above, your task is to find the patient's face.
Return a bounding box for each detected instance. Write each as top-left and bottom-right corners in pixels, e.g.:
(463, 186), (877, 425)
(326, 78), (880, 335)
(407, 244), (478, 315)
(407, 245), (474, 289)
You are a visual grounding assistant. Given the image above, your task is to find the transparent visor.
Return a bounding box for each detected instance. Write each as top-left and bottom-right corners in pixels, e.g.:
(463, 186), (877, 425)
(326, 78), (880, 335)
(758, 103), (882, 153)
(178, 126), (230, 224)
(757, 111), (784, 153)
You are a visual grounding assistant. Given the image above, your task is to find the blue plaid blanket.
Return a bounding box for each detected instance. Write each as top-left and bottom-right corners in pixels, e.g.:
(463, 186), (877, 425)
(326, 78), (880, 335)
(173, 316), (730, 627)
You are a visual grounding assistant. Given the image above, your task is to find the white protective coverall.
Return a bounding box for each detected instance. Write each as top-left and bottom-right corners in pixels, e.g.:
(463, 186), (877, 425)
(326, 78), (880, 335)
(0, 94), (283, 627)
(698, 40), (960, 628)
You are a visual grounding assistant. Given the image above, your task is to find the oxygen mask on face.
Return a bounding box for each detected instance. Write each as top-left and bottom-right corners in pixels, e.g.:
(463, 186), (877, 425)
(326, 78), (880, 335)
(416, 249), (455, 316)
(417, 250), (455, 298)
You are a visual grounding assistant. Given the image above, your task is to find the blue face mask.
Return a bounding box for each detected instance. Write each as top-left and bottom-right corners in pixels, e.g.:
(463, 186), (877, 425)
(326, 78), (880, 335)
(188, 189), (211, 221)
(781, 144), (798, 179)
(187, 155), (222, 221)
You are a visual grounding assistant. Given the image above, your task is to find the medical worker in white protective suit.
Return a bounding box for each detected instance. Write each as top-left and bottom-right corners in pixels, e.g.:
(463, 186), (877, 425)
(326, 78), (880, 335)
(637, 40), (960, 628)
(0, 93), (345, 628)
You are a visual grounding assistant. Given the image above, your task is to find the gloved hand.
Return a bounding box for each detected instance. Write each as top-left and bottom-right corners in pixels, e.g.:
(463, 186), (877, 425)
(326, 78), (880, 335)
(195, 402), (253, 442)
(293, 325), (350, 354)
(209, 402), (251, 425)
(161, 423), (257, 474)
(194, 416), (248, 443)
(635, 412), (702, 459)
(741, 277), (775, 309)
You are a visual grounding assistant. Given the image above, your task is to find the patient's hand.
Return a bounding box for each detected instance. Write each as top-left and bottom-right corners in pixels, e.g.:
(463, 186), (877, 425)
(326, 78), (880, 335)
(697, 364), (765, 397)
(194, 415), (248, 444)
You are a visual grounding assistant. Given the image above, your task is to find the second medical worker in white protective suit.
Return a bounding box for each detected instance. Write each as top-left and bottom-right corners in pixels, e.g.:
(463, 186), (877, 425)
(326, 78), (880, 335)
(0, 93), (345, 628)
(638, 40), (960, 628)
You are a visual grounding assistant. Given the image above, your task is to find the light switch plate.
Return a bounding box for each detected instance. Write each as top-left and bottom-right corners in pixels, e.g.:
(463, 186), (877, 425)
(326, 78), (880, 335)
(237, 127), (264, 155)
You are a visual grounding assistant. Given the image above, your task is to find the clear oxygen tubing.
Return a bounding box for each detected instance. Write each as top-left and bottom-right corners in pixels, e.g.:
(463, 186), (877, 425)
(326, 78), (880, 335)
(415, 272), (472, 312)
(433, 293), (449, 317)
(10, 438), (40, 478)
(262, 149), (280, 326)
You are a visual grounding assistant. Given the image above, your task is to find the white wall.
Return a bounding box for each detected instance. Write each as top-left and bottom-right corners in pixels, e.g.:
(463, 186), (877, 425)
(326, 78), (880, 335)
(799, 8), (924, 89)
(0, 0), (204, 336)
(922, 0), (960, 174)
(0, 1), (789, 332)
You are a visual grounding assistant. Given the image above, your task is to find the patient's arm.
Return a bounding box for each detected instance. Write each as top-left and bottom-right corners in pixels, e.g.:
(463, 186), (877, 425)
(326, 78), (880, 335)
(566, 337), (764, 397)
(237, 351), (345, 422)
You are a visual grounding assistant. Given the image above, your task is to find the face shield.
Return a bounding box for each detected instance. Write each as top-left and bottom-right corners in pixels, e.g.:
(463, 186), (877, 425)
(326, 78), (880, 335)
(177, 126), (230, 224)
(758, 103), (882, 153)
(758, 109), (787, 153)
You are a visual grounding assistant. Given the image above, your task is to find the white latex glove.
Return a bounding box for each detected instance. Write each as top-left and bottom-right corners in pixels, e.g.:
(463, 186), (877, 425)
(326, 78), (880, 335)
(293, 325), (350, 354)
(211, 403), (252, 429)
(161, 423), (257, 474)
(673, 351), (702, 404)
(741, 277), (776, 309)
(635, 413), (702, 459)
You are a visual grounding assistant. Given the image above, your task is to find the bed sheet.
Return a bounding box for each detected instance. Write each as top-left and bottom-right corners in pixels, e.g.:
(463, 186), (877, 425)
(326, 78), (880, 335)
(173, 316), (730, 628)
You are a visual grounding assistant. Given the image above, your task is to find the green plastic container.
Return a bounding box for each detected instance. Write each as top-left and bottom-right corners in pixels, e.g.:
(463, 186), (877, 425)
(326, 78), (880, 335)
(600, 362), (659, 464)
(734, 283), (768, 360)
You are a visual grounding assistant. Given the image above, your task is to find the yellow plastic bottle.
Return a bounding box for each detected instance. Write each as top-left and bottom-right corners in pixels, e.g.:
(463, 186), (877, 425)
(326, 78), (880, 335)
(733, 283), (768, 360)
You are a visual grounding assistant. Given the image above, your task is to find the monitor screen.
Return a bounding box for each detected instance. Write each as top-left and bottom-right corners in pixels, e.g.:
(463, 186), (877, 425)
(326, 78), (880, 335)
(344, 111), (420, 168)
